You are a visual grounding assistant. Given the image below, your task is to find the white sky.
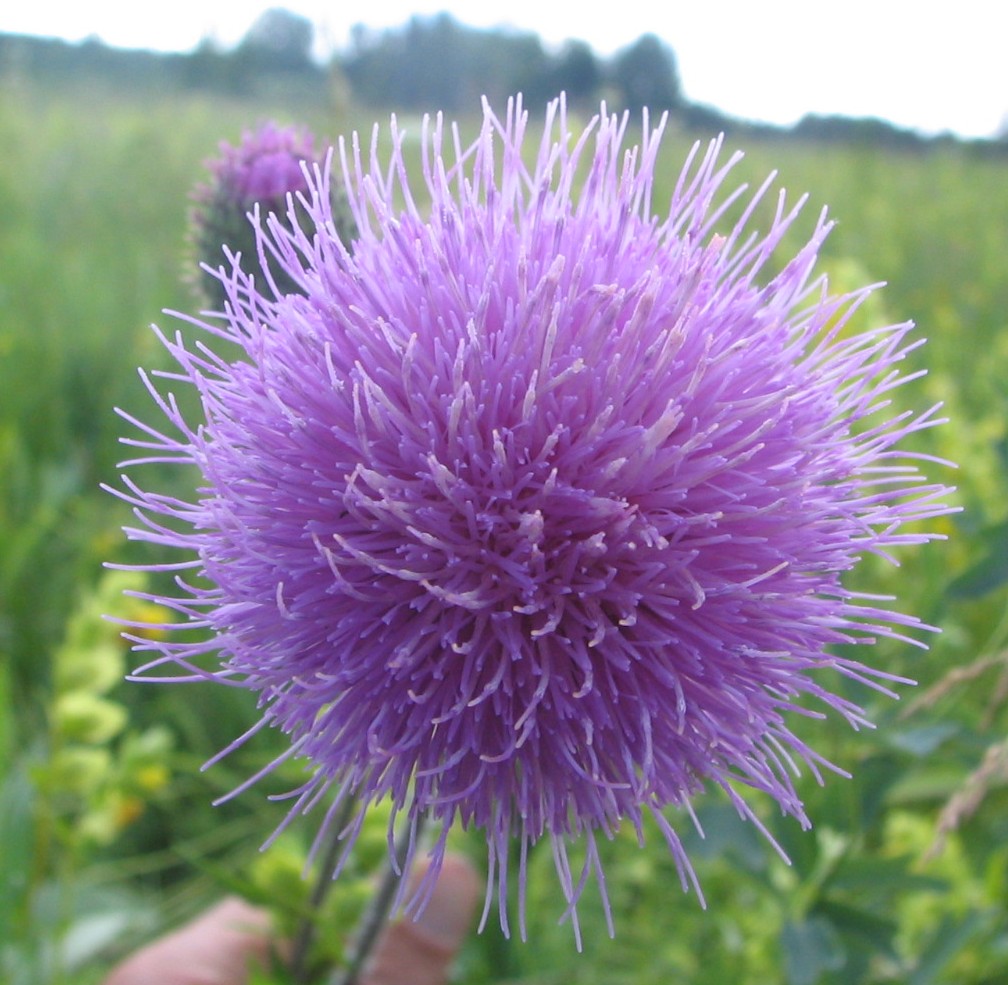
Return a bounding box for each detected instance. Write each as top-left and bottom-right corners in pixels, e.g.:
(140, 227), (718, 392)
(2, 1), (1006, 138)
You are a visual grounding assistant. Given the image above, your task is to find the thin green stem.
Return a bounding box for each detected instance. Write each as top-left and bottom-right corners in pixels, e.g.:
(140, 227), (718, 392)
(327, 812), (427, 985)
(288, 795), (359, 984)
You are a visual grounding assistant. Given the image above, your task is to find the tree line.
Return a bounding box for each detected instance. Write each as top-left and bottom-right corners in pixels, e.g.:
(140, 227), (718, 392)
(0, 8), (683, 118)
(0, 8), (998, 150)
(341, 12), (680, 115)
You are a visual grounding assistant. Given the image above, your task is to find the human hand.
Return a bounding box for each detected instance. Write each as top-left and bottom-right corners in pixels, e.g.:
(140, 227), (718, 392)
(104, 854), (481, 985)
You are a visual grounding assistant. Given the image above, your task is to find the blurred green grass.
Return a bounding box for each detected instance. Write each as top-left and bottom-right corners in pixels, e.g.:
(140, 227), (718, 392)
(1, 74), (1006, 985)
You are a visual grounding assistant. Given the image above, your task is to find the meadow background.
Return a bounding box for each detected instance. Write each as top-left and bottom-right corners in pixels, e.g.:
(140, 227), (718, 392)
(2, 23), (1008, 985)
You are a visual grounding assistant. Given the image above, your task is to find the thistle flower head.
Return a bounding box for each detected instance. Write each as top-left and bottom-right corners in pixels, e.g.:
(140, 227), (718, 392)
(188, 121), (352, 305)
(113, 96), (953, 940)
(215, 121), (316, 202)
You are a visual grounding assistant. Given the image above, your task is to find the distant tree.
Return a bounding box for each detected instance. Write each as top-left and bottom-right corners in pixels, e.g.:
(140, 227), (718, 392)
(399, 13), (471, 107)
(344, 14), (464, 110)
(184, 37), (240, 92)
(549, 40), (601, 106)
(497, 31), (552, 106)
(342, 13), (554, 112)
(793, 113), (925, 149)
(680, 101), (735, 134)
(610, 34), (681, 115)
(238, 7), (314, 71)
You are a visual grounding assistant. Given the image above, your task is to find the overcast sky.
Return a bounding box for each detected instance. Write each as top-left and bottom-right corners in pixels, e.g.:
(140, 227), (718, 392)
(2, 1), (1004, 138)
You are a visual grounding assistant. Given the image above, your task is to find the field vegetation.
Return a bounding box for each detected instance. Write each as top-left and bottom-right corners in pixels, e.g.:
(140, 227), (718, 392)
(2, 47), (1007, 985)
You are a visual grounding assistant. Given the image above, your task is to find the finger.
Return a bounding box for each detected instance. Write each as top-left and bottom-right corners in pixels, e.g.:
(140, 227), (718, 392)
(360, 854), (482, 985)
(104, 897), (273, 985)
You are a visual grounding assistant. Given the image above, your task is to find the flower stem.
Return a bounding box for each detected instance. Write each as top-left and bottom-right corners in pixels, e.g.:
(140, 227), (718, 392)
(288, 795), (359, 984)
(326, 811), (427, 985)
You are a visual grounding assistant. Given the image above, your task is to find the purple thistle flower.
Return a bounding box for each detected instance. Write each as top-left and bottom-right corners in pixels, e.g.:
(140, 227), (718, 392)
(215, 121), (316, 200)
(188, 121), (352, 305)
(111, 96), (953, 941)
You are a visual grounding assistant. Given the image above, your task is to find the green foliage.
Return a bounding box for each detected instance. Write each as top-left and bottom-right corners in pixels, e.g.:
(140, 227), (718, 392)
(1, 71), (1006, 985)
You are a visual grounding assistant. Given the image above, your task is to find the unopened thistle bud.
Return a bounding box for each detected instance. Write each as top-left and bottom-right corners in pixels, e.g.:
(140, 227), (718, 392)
(188, 121), (353, 306)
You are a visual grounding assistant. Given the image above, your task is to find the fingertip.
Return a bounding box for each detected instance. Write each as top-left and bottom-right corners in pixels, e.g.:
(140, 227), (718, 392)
(411, 854), (482, 947)
(361, 853), (481, 985)
(103, 896), (273, 985)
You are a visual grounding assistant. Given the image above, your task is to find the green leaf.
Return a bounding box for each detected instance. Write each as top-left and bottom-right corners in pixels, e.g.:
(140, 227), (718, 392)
(683, 800), (767, 872)
(885, 723), (960, 757)
(826, 855), (947, 896)
(909, 912), (990, 985)
(782, 916), (846, 985)
(948, 520), (1008, 598)
(812, 898), (898, 957)
(0, 765), (35, 948)
(886, 765), (970, 806)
